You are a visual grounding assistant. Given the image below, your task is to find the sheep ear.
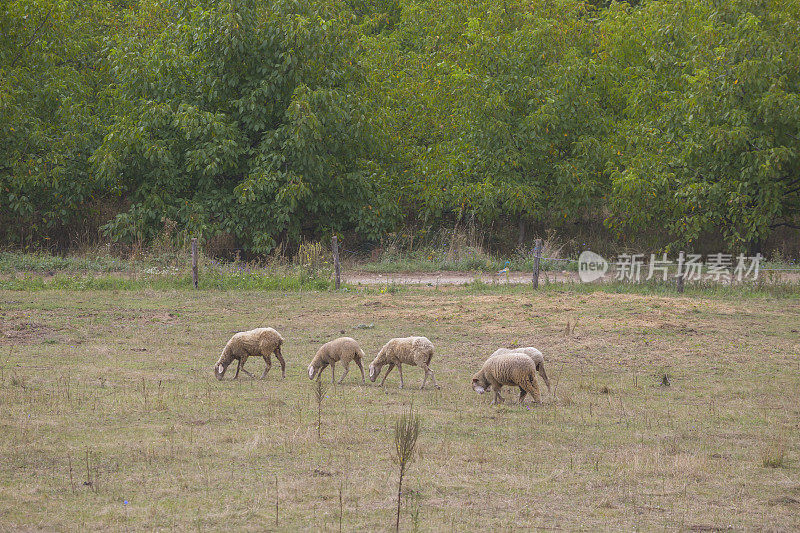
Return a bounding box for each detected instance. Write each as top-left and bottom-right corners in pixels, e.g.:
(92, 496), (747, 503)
(308, 365), (315, 379)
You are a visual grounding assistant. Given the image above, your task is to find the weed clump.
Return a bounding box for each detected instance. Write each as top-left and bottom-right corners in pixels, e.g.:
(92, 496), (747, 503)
(761, 442), (787, 468)
(393, 406), (420, 532)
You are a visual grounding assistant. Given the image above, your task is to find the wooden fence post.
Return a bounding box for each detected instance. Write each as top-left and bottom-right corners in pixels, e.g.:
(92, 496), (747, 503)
(191, 238), (198, 289)
(332, 235), (340, 290)
(532, 238), (542, 289)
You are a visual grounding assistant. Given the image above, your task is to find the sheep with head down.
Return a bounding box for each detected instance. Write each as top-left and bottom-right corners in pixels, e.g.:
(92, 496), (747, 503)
(489, 347), (551, 395)
(213, 327), (285, 380)
(472, 352), (541, 405)
(307, 337), (366, 385)
(369, 336), (440, 390)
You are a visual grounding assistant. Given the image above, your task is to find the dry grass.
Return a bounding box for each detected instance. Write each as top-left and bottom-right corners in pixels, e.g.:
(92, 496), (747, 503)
(762, 440), (789, 469)
(0, 287), (799, 530)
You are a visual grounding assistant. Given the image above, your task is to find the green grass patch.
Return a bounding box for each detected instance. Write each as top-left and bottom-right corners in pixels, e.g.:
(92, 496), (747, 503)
(0, 250), (332, 291)
(0, 272), (331, 291)
(0, 250), (135, 273)
(542, 278), (800, 299)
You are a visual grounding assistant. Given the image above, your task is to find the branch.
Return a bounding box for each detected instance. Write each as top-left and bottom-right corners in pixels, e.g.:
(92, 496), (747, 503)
(9, 6), (55, 68)
(783, 177), (800, 187)
(769, 222), (800, 230)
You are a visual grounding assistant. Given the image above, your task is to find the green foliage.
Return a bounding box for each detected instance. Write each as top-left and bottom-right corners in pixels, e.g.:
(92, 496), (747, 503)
(603, 0), (800, 250)
(0, 0), (123, 247)
(1, 0), (798, 254)
(93, 0), (398, 253)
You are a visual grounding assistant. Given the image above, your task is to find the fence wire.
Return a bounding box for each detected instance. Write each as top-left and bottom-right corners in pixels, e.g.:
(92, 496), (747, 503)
(539, 256), (800, 272)
(333, 242), (800, 272)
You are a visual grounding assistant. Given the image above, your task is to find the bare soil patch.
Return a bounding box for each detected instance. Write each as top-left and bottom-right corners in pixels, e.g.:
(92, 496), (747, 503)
(0, 314), (60, 345)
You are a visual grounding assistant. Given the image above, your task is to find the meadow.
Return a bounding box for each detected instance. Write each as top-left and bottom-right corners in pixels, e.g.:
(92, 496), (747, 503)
(1, 284), (798, 531)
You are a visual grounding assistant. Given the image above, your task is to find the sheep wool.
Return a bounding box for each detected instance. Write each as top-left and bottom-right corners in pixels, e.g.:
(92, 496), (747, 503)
(490, 347), (551, 394)
(369, 336), (440, 390)
(307, 337), (366, 385)
(472, 352), (541, 405)
(214, 327), (285, 381)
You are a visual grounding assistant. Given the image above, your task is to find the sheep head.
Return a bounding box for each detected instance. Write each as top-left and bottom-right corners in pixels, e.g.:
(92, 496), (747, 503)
(308, 360), (328, 380)
(214, 362), (228, 380)
(536, 362), (551, 392)
(368, 362), (382, 382)
(472, 373), (489, 394)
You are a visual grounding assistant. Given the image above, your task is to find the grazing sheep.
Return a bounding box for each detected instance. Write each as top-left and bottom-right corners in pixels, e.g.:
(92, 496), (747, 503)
(369, 336), (440, 390)
(490, 347), (551, 394)
(307, 337), (366, 385)
(214, 327), (285, 381)
(472, 352), (541, 405)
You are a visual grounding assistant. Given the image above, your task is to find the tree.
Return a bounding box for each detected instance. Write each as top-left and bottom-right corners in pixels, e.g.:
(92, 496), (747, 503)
(0, 0), (123, 248)
(604, 0), (800, 250)
(94, 0), (398, 253)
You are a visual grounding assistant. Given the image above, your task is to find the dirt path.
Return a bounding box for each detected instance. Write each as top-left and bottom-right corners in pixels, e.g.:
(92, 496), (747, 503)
(343, 269), (800, 285)
(343, 269), (582, 285)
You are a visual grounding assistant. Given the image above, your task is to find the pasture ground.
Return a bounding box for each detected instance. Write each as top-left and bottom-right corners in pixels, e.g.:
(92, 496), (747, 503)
(1, 286), (798, 531)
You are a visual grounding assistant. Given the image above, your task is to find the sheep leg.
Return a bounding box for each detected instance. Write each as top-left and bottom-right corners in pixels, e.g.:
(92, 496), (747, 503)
(238, 357), (254, 378)
(380, 363), (395, 386)
(260, 354), (272, 380)
(397, 364), (404, 389)
(419, 363), (440, 390)
(274, 346), (286, 379)
(338, 361), (350, 384)
(331, 362), (336, 384)
(233, 359), (241, 379)
(489, 377), (504, 404)
(518, 387), (527, 404)
(492, 390), (505, 405)
(354, 358), (366, 385)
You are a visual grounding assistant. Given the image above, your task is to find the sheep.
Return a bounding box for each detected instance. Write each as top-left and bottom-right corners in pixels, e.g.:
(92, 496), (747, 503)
(213, 327), (285, 381)
(489, 347), (551, 394)
(369, 336), (440, 390)
(472, 352), (541, 405)
(307, 337), (366, 385)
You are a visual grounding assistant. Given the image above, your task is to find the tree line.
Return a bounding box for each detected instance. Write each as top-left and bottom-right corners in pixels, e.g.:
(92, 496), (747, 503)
(2, 0), (798, 255)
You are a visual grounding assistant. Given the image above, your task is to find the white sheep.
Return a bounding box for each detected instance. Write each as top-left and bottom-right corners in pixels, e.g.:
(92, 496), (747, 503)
(213, 327), (285, 380)
(307, 337), (366, 385)
(489, 347), (551, 394)
(472, 352), (541, 404)
(369, 336), (440, 390)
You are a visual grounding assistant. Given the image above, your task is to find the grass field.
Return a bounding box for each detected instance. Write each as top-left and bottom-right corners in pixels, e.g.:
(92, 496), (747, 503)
(1, 285), (799, 531)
